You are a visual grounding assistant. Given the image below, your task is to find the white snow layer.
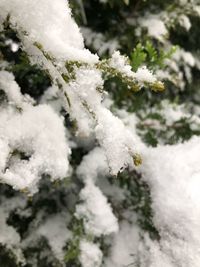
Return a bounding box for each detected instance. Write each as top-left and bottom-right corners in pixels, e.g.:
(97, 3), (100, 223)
(66, 67), (141, 175)
(79, 240), (102, 267)
(77, 109), (200, 267)
(1, 1), (200, 267)
(109, 51), (134, 77)
(37, 215), (72, 261)
(0, 1), (155, 176)
(0, 71), (70, 194)
(138, 14), (168, 42)
(0, 197), (27, 264)
(76, 181), (119, 236)
(138, 136), (200, 267)
(109, 51), (157, 85)
(0, 0), (98, 63)
(105, 221), (140, 267)
(0, 104), (70, 194)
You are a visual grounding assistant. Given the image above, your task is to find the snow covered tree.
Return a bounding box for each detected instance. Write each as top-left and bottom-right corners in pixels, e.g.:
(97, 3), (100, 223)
(0, 0), (200, 267)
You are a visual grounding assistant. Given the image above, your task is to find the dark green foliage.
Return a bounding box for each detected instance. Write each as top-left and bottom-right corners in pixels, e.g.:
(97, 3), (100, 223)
(0, 27), (51, 100)
(108, 170), (159, 240)
(138, 109), (200, 146)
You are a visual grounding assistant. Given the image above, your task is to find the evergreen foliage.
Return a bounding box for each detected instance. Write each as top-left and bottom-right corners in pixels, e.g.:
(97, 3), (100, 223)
(0, 0), (200, 266)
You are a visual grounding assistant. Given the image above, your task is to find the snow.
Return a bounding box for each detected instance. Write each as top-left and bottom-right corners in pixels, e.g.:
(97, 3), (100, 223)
(1, 0), (200, 266)
(138, 15), (168, 42)
(76, 181), (119, 236)
(134, 66), (156, 84)
(109, 51), (133, 77)
(179, 15), (191, 31)
(99, 105), (200, 267)
(0, 71), (70, 194)
(95, 108), (137, 175)
(77, 147), (109, 183)
(173, 49), (195, 67)
(153, 100), (196, 126)
(39, 85), (62, 113)
(0, 0), (158, 178)
(99, 0), (108, 3)
(109, 51), (157, 87)
(0, 209), (21, 246)
(81, 27), (119, 56)
(37, 215), (72, 261)
(0, 0), (98, 64)
(76, 147), (119, 264)
(66, 66), (142, 175)
(5, 39), (19, 52)
(137, 136), (200, 267)
(105, 222), (140, 267)
(194, 5), (200, 16)
(0, 71), (29, 108)
(0, 197), (26, 264)
(79, 240), (102, 267)
(0, 104), (70, 194)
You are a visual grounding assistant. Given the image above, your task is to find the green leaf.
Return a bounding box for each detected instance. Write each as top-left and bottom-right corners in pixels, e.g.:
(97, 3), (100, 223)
(145, 41), (158, 64)
(131, 43), (147, 71)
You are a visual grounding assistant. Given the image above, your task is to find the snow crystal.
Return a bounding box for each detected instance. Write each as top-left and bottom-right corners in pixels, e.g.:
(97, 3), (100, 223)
(139, 136), (200, 267)
(77, 147), (109, 183)
(0, 0), (157, 179)
(95, 108), (138, 175)
(109, 51), (133, 77)
(109, 51), (157, 87)
(0, 71), (28, 107)
(179, 15), (191, 31)
(139, 15), (168, 42)
(105, 221), (140, 267)
(194, 5), (200, 16)
(0, 0), (98, 63)
(39, 85), (63, 113)
(173, 49), (195, 67)
(81, 27), (119, 56)
(38, 215), (72, 261)
(133, 66), (156, 84)
(0, 197), (26, 264)
(76, 181), (119, 236)
(79, 240), (102, 267)
(0, 71), (70, 194)
(67, 67), (140, 175)
(5, 39), (19, 52)
(0, 105), (70, 194)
